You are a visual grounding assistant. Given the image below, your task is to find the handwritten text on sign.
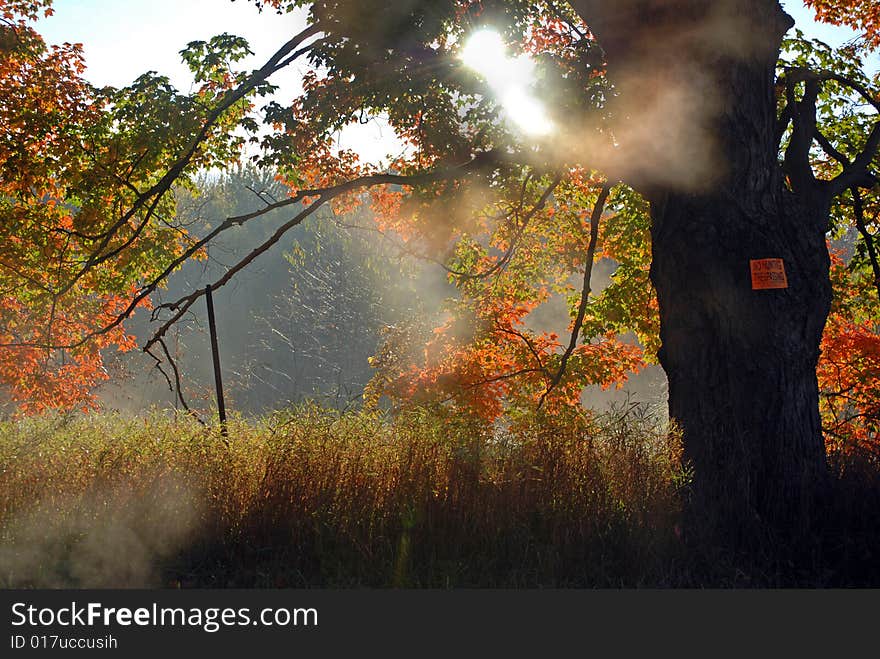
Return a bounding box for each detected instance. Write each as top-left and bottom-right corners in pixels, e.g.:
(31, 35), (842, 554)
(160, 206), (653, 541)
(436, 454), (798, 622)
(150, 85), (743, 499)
(750, 258), (788, 290)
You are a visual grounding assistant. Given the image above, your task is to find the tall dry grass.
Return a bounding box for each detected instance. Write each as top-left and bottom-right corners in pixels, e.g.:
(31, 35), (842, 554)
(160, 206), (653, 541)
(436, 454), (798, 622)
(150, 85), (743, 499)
(0, 402), (877, 587)
(0, 403), (687, 587)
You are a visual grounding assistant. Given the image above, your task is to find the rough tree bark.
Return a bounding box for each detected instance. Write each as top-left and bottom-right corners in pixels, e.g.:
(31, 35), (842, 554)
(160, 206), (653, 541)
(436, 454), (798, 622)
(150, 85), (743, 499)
(570, 0), (834, 547)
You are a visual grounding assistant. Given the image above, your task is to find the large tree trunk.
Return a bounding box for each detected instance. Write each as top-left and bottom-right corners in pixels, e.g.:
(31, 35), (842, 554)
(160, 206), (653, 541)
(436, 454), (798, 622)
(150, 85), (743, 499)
(650, 186), (832, 546)
(570, 0), (833, 547)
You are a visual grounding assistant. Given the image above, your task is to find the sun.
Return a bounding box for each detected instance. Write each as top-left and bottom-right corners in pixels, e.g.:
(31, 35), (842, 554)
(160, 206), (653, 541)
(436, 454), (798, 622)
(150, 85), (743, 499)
(460, 29), (554, 137)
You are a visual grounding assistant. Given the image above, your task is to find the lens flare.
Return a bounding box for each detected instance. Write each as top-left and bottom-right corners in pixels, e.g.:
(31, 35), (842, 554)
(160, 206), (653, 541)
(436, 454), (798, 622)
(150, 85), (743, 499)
(460, 29), (508, 79)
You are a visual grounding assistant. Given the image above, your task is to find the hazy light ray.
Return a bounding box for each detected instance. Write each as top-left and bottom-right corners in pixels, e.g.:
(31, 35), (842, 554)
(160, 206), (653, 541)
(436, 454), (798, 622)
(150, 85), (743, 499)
(461, 28), (554, 137)
(500, 88), (554, 136)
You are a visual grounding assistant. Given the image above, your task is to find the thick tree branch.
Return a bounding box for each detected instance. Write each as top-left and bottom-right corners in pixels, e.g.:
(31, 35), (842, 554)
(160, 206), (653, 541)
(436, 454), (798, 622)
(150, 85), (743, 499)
(782, 73), (820, 192)
(829, 122), (880, 196)
(813, 126), (850, 166)
(783, 67), (880, 197)
(851, 187), (880, 302)
(810, 127), (880, 300)
(775, 101), (795, 150)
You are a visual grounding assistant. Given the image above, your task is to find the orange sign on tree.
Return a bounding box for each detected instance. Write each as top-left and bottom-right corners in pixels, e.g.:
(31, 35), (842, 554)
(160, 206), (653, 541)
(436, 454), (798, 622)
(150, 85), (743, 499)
(750, 259), (788, 290)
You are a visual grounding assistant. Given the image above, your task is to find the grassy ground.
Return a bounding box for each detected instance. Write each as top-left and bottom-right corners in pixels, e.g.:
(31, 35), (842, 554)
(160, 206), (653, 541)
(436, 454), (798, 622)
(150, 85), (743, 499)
(0, 404), (876, 587)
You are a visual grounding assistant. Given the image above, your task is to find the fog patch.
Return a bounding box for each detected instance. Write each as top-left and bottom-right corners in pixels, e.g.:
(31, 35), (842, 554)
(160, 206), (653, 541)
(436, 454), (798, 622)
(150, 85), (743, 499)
(0, 474), (203, 588)
(562, 0), (791, 192)
(582, 363), (668, 417)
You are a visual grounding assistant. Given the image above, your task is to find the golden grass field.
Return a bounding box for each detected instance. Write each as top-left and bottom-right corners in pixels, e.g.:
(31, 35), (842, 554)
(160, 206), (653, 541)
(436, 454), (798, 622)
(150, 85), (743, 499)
(0, 404), (876, 587)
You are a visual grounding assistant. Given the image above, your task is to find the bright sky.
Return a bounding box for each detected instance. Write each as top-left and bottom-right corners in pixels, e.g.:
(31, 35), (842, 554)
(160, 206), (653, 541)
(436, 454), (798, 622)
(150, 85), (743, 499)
(35, 0), (867, 164)
(38, 0), (401, 163)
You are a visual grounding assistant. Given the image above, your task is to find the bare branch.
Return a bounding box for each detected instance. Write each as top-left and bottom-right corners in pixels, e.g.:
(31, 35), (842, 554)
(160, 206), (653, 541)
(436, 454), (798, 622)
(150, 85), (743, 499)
(146, 339), (206, 424)
(144, 200), (325, 352)
(539, 182), (612, 408)
(0, 150), (501, 353)
(496, 326), (548, 375)
(445, 173), (563, 281)
(437, 368), (547, 405)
